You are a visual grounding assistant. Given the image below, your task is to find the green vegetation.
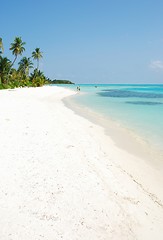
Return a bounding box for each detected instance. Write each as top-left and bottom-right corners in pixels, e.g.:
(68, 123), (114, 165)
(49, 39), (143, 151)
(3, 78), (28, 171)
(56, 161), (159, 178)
(0, 37), (51, 89)
(48, 79), (74, 84)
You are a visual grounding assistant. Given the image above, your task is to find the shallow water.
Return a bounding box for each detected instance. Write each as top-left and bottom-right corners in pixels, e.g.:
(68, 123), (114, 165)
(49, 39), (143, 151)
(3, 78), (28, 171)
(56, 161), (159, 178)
(56, 84), (163, 152)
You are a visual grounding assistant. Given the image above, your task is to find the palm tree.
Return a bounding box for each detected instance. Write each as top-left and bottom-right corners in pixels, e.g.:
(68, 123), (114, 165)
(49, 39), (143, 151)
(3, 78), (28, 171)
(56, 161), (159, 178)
(32, 48), (43, 70)
(10, 37), (26, 67)
(30, 69), (46, 87)
(0, 38), (4, 54)
(31, 69), (44, 78)
(18, 57), (33, 77)
(0, 56), (11, 84)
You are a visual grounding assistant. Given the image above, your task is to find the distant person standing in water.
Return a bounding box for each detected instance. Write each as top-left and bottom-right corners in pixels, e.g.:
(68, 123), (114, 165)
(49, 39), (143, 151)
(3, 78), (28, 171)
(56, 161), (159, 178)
(77, 86), (80, 92)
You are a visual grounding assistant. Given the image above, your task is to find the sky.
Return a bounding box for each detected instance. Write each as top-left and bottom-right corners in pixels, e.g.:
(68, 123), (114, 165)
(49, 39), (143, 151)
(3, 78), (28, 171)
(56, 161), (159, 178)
(1, 0), (163, 84)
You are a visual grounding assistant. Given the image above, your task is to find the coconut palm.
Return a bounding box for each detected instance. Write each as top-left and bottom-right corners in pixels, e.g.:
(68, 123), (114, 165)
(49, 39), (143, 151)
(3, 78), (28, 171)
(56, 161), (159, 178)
(10, 37), (26, 67)
(18, 57), (33, 77)
(31, 69), (44, 78)
(0, 38), (4, 54)
(30, 69), (46, 87)
(32, 48), (43, 70)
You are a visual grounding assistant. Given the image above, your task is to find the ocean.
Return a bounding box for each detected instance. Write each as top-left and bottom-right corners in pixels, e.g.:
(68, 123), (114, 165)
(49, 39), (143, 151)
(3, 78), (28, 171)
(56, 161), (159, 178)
(57, 84), (163, 154)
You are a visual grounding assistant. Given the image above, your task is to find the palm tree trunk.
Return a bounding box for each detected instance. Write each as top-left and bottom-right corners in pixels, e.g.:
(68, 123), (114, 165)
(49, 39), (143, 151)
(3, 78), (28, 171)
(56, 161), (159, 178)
(37, 59), (39, 70)
(7, 55), (17, 83)
(11, 56), (17, 68)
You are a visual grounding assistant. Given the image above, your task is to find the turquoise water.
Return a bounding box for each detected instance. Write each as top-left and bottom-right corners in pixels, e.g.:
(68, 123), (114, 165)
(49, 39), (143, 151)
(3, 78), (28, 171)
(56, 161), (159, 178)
(57, 84), (163, 151)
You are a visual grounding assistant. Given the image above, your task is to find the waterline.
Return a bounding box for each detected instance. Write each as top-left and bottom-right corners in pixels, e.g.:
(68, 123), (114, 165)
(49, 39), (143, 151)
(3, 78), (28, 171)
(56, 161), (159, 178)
(57, 84), (163, 164)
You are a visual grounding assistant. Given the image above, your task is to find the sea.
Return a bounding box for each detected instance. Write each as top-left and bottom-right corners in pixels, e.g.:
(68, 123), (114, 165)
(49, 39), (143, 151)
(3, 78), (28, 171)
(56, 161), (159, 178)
(56, 84), (163, 155)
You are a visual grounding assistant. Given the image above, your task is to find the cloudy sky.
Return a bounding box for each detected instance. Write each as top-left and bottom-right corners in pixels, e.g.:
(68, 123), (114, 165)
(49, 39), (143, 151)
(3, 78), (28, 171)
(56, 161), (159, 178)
(1, 0), (163, 83)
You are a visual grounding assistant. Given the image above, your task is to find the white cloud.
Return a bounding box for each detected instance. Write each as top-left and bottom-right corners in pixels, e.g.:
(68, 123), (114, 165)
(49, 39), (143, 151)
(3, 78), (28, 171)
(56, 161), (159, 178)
(150, 60), (163, 70)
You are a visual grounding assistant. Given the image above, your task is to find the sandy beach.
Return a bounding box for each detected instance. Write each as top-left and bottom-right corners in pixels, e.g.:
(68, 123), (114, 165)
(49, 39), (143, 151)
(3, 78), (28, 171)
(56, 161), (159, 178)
(0, 86), (163, 240)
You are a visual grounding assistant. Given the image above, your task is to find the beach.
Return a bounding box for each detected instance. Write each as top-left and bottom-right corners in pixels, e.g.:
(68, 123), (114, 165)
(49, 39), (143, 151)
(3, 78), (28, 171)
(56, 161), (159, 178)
(0, 85), (163, 239)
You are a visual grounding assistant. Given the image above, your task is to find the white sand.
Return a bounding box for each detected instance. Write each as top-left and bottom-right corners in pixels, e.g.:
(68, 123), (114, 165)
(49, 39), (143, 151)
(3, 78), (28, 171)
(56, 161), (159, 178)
(0, 86), (163, 240)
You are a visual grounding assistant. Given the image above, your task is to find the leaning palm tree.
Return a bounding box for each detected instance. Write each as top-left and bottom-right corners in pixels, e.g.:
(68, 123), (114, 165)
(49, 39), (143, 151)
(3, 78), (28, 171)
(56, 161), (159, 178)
(7, 37), (25, 82)
(18, 57), (33, 77)
(32, 48), (43, 70)
(0, 38), (4, 54)
(10, 37), (26, 67)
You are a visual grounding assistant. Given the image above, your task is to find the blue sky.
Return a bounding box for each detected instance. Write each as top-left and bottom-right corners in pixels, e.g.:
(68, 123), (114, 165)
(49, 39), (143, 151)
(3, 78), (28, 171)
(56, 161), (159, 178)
(1, 0), (163, 83)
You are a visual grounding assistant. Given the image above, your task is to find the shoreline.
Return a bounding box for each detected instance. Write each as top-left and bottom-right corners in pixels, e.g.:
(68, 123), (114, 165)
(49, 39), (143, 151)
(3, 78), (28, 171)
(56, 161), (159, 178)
(63, 92), (163, 167)
(0, 86), (163, 239)
(63, 89), (163, 202)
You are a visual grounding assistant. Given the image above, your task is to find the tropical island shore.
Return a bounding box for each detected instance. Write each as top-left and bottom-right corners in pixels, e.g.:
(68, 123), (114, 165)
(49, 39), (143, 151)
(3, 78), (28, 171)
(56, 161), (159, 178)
(0, 86), (163, 240)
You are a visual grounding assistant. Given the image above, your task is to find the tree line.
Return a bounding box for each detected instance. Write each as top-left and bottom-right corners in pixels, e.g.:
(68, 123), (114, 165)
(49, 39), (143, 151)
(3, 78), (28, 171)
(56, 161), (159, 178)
(0, 37), (50, 89)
